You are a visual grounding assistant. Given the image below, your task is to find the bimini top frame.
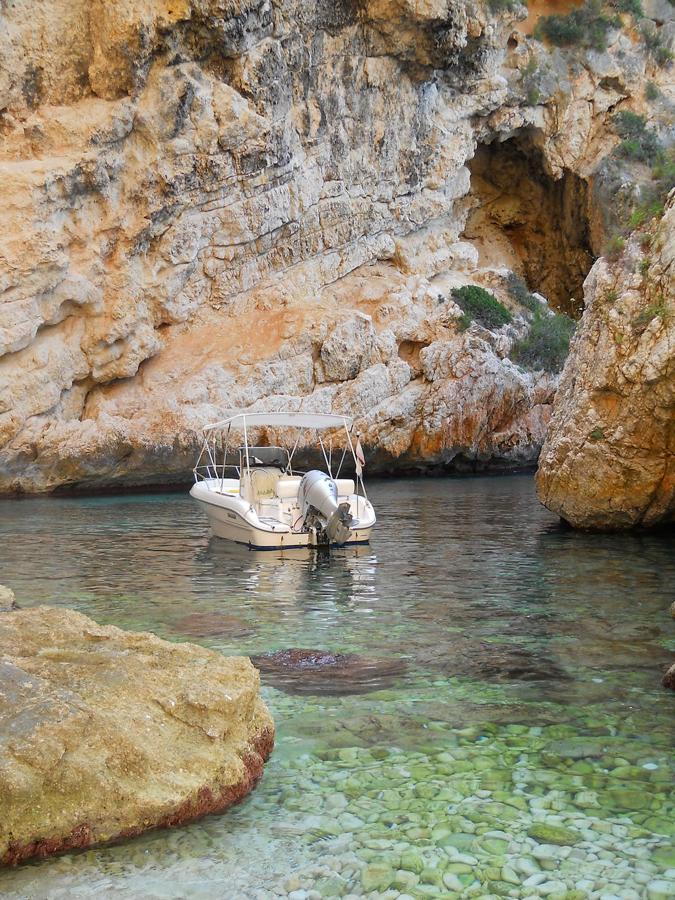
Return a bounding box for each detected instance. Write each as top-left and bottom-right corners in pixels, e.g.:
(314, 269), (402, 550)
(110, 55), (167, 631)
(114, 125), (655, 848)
(202, 412), (353, 431)
(194, 410), (366, 498)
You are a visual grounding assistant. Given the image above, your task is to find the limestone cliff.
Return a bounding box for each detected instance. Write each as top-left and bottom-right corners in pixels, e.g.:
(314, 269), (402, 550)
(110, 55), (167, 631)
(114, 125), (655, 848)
(0, 0), (672, 491)
(537, 195), (674, 530)
(0, 604), (274, 865)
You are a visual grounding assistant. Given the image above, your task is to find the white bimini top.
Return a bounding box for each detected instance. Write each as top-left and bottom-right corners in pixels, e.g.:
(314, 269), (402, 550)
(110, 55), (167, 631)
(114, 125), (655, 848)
(202, 412), (353, 432)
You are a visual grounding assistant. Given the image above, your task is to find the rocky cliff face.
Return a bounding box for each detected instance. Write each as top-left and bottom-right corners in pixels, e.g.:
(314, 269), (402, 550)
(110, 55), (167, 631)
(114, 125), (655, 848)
(0, 0), (672, 491)
(0, 604), (274, 865)
(537, 195), (674, 530)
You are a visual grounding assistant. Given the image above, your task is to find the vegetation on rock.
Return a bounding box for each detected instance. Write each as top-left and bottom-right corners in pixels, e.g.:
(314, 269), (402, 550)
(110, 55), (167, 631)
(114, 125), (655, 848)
(506, 272), (541, 314)
(452, 285), (513, 330)
(533, 0), (620, 51)
(602, 113), (675, 259)
(519, 57), (542, 106)
(512, 310), (576, 374)
(609, 0), (643, 15)
(503, 274), (576, 374)
(640, 21), (674, 66)
(605, 234), (626, 260)
(613, 112), (661, 165)
(645, 81), (660, 101)
(533, 0), (655, 52)
(632, 302), (670, 331)
(487, 0), (524, 11)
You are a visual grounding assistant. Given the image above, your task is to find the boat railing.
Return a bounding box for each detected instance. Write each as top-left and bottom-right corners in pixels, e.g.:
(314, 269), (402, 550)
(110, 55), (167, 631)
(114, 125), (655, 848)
(193, 463), (240, 484)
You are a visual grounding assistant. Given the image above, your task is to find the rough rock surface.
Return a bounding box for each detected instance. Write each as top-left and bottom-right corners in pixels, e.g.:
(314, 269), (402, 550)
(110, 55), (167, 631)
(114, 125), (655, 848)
(0, 0), (672, 491)
(0, 605), (274, 865)
(537, 198), (675, 530)
(0, 585), (17, 612)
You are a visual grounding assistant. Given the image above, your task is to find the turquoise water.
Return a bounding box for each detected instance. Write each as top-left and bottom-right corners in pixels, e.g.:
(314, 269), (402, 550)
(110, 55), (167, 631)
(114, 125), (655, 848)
(0, 476), (673, 899)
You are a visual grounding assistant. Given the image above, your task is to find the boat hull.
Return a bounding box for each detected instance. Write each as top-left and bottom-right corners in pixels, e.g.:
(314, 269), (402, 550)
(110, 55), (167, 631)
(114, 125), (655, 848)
(190, 481), (375, 549)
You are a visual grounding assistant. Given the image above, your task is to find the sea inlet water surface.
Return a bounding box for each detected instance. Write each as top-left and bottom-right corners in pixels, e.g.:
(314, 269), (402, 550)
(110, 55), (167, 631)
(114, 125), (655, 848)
(0, 475), (673, 899)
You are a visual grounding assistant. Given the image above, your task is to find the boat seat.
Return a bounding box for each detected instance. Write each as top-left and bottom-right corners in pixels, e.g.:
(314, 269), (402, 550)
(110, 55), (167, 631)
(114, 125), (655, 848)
(335, 478), (355, 496)
(240, 467), (283, 503)
(276, 476), (302, 499)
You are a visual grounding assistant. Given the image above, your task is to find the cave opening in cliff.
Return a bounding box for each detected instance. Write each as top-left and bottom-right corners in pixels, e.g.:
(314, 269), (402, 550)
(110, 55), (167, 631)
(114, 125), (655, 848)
(463, 133), (595, 315)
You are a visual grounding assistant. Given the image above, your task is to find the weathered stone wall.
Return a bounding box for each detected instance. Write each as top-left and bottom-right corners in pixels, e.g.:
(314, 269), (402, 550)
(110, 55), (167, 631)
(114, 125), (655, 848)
(0, 0), (671, 491)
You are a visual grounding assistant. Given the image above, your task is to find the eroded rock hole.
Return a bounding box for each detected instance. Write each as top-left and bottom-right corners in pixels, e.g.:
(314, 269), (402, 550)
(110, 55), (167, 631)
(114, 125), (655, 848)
(463, 135), (595, 315)
(398, 340), (430, 377)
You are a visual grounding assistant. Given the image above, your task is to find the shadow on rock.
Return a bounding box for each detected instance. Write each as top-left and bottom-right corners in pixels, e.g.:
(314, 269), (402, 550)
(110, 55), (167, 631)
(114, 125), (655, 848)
(251, 649), (408, 696)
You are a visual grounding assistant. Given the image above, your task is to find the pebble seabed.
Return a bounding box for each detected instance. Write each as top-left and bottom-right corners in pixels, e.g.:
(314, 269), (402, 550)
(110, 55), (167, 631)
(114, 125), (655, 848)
(258, 693), (675, 900)
(2, 685), (673, 900)
(271, 736), (674, 900)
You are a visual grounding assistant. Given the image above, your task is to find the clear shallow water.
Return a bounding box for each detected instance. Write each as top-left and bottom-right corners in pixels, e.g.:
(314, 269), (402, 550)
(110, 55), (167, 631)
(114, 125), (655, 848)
(0, 475), (673, 899)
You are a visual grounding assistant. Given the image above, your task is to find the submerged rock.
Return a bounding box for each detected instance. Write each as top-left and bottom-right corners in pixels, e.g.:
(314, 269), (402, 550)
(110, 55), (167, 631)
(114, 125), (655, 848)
(527, 823), (580, 846)
(173, 611), (254, 640)
(555, 635), (673, 673)
(250, 649), (408, 696)
(545, 739), (606, 759)
(0, 607), (274, 866)
(421, 639), (570, 683)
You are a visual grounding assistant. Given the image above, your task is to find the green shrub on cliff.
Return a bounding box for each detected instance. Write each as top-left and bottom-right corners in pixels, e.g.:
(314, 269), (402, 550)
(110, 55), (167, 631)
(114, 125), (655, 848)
(519, 58), (543, 106)
(632, 302), (669, 330)
(607, 146), (674, 246)
(506, 272), (540, 313)
(613, 112), (661, 164)
(534, 0), (620, 51)
(488, 0), (524, 11)
(651, 148), (675, 195)
(605, 234), (626, 259)
(610, 0), (643, 16)
(452, 285), (513, 330)
(640, 21), (674, 66)
(512, 311), (575, 373)
(654, 45), (674, 66)
(645, 81), (659, 101)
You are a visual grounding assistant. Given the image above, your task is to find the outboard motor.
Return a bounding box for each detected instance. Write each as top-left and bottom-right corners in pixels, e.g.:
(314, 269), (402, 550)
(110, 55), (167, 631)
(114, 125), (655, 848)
(297, 470), (354, 545)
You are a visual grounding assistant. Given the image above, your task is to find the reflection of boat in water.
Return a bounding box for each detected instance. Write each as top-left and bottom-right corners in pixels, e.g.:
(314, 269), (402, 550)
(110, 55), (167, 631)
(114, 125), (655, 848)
(190, 412), (376, 550)
(199, 536), (377, 608)
(204, 537), (374, 565)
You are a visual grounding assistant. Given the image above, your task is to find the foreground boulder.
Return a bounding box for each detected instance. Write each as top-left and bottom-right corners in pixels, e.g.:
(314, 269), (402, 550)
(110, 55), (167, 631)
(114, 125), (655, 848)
(0, 606), (274, 865)
(537, 200), (675, 530)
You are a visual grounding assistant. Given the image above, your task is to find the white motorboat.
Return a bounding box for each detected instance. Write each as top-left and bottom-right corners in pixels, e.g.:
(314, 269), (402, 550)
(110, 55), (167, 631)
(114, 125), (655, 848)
(190, 412), (376, 549)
